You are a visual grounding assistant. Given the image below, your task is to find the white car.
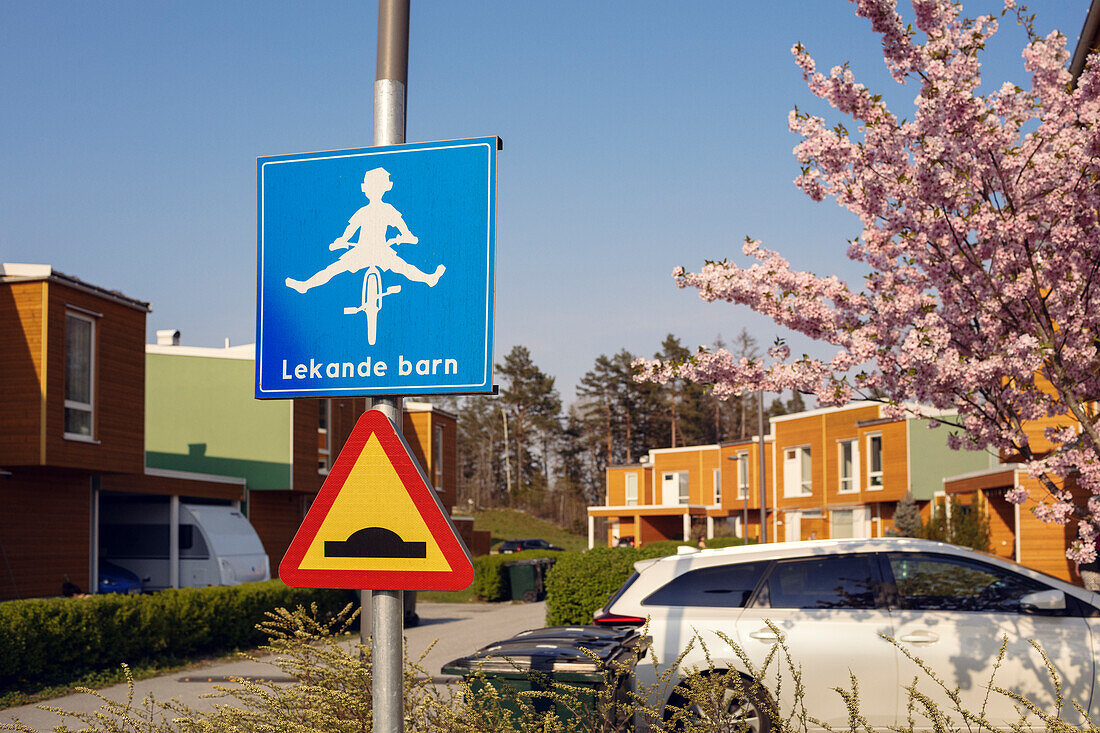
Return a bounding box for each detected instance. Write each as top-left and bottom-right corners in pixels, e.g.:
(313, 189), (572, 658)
(593, 538), (1099, 732)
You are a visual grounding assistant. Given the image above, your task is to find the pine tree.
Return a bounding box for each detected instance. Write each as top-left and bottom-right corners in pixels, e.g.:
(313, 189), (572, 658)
(496, 345), (561, 494)
(888, 492), (922, 537)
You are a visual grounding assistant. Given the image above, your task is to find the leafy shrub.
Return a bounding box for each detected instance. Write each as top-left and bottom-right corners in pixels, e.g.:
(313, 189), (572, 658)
(15, 605), (1086, 733)
(919, 496), (991, 552)
(0, 580), (353, 692)
(472, 550), (559, 602)
(701, 536), (750, 549)
(544, 546), (671, 626)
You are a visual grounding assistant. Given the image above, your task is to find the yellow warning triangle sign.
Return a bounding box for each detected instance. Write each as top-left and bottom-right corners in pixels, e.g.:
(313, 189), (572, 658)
(279, 410), (473, 590)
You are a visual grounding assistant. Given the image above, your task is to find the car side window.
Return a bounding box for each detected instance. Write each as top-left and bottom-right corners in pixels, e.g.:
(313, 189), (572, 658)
(755, 555), (880, 610)
(887, 553), (1048, 613)
(642, 561), (767, 608)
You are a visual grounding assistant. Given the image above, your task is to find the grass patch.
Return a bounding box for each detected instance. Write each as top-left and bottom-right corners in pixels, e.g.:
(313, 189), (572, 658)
(415, 586), (478, 604)
(473, 509), (587, 552)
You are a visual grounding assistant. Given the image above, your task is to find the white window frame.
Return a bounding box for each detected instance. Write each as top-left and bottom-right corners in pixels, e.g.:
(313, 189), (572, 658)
(64, 311), (96, 441)
(712, 468), (721, 507)
(662, 471), (690, 506)
(866, 433), (883, 489)
(736, 452), (750, 500)
(783, 446), (813, 498)
(838, 439), (859, 494)
(624, 472), (638, 506)
(317, 399), (331, 474)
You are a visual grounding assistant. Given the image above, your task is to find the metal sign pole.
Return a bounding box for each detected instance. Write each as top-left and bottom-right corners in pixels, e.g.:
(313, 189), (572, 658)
(758, 390), (767, 543)
(371, 3), (409, 732)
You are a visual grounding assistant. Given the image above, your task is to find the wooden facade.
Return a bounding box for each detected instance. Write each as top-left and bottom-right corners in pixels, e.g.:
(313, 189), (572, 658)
(0, 265), (151, 600)
(945, 467), (1086, 583)
(589, 400), (1093, 585)
(0, 273), (147, 472)
(0, 468), (92, 600)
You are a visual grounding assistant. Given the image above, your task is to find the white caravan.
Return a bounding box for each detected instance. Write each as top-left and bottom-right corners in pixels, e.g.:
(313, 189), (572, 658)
(99, 501), (270, 591)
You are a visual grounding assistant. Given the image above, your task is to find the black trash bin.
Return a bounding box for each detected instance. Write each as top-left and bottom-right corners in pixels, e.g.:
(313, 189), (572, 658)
(442, 625), (649, 730)
(504, 557), (555, 602)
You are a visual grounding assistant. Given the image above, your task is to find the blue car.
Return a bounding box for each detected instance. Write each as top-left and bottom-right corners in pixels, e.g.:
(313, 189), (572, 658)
(98, 561), (143, 595)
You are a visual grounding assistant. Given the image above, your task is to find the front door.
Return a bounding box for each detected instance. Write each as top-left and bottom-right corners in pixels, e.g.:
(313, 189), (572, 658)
(784, 512), (802, 542)
(885, 552), (1094, 730)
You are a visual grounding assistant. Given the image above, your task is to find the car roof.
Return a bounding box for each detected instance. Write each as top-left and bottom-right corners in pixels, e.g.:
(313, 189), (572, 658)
(633, 537), (1094, 600)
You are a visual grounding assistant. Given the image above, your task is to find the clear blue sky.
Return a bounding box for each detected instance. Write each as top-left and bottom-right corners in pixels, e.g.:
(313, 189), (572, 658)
(1, 1), (1088, 400)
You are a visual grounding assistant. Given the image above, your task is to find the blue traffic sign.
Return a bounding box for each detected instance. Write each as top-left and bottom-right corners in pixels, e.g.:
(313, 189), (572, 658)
(256, 137), (497, 398)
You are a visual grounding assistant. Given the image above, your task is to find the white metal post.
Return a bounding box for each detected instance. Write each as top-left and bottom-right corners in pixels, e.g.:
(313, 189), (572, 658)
(169, 495), (180, 589)
(758, 391), (768, 542)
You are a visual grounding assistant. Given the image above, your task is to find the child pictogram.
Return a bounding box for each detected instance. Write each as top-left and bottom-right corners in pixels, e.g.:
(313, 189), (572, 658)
(284, 167), (445, 345)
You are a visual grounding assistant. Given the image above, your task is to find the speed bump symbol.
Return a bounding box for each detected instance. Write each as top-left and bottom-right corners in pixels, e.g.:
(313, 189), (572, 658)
(324, 527), (427, 559)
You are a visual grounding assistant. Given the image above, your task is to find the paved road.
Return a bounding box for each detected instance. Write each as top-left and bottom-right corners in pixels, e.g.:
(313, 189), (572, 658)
(1, 600), (547, 732)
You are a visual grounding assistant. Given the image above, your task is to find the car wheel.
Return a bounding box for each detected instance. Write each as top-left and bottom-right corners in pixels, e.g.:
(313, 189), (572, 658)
(664, 675), (773, 733)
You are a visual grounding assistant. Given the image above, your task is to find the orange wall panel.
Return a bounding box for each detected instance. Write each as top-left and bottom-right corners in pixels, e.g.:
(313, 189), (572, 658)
(0, 282), (46, 465)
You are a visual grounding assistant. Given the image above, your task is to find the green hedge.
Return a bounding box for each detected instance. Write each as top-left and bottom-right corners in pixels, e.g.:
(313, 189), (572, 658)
(472, 551), (560, 601)
(544, 547), (671, 626)
(543, 539), (752, 625)
(0, 580), (354, 691)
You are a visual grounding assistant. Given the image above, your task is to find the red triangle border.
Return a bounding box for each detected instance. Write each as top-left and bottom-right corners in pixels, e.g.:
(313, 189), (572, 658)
(279, 409), (474, 590)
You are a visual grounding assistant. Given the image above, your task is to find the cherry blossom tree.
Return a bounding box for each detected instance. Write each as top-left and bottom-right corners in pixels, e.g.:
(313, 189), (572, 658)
(637, 0), (1100, 561)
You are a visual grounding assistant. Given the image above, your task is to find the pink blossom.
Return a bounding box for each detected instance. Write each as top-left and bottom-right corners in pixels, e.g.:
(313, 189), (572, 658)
(643, 0), (1100, 561)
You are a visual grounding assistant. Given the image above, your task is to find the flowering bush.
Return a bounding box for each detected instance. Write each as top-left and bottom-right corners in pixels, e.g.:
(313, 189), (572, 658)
(637, 0), (1100, 562)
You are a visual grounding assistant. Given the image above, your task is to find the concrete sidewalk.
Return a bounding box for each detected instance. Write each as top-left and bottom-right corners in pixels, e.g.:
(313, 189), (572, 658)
(1, 600), (547, 731)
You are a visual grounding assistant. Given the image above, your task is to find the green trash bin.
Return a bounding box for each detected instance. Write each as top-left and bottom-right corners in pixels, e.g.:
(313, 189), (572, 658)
(504, 557), (555, 602)
(442, 626), (649, 730)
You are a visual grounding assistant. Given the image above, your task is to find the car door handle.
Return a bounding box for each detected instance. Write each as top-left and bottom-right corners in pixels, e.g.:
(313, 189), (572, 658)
(899, 630), (939, 645)
(748, 628), (783, 642)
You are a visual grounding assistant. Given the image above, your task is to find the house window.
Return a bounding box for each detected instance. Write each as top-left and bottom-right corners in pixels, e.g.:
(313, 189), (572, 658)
(662, 471), (690, 505)
(736, 452), (749, 500)
(867, 434), (883, 488)
(838, 440), (859, 493)
(712, 468), (721, 506)
(64, 312), (95, 438)
(625, 473), (638, 506)
(317, 399), (331, 472)
(783, 447), (812, 497)
(433, 424), (444, 490)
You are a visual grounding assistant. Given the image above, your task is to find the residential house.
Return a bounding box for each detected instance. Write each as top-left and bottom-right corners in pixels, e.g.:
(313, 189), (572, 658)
(0, 264), (244, 601)
(588, 400), (1091, 583)
(588, 436), (774, 547)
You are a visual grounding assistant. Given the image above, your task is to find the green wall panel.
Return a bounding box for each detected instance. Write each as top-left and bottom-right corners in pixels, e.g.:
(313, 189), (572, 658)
(906, 417), (993, 500)
(145, 353), (292, 490)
